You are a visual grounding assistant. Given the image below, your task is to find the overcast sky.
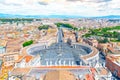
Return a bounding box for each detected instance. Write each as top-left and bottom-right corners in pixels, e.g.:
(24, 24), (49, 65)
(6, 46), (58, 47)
(0, 0), (120, 16)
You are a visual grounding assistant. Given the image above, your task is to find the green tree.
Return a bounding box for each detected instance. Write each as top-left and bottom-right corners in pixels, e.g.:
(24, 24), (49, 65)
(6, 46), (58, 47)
(55, 22), (78, 31)
(98, 38), (109, 43)
(23, 40), (33, 47)
(38, 25), (49, 30)
(118, 35), (120, 41)
(103, 37), (109, 43)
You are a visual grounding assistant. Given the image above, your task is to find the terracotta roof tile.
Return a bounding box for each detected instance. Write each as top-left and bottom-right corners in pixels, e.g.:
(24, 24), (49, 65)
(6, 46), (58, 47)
(44, 70), (76, 80)
(25, 55), (33, 63)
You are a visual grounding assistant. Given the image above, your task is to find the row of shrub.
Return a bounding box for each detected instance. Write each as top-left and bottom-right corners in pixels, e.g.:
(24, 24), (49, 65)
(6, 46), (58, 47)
(55, 23), (78, 31)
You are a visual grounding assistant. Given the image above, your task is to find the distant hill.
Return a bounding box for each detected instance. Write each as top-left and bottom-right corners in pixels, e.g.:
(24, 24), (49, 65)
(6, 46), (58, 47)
(0, 13), (120, 19)
(0, 13), (40, 18)
(94, 15), (120, 19)
(0, 13), (84, 18)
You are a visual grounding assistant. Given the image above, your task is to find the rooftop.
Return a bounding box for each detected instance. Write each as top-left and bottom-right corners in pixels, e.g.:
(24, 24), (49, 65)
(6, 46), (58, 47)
(107, 55), (120, 66)
(43, 70), (76, 80)
(10, 68), (31, 76)
(96, 68), (109, 75)
(28, 66), (92, 79)
(0, 39), (7, 47)
(108, 46), (120, 54)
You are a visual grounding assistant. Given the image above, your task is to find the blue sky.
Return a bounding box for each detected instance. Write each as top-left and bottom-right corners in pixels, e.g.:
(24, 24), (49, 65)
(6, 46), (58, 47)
(0, 0), (120, 17)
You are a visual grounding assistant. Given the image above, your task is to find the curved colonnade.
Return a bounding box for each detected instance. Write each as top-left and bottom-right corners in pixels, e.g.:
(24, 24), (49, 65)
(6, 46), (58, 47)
(26, 42), (99, 67)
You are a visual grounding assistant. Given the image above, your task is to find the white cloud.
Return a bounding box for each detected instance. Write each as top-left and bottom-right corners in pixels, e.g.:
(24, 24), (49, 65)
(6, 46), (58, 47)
(0, 0), (119, 16)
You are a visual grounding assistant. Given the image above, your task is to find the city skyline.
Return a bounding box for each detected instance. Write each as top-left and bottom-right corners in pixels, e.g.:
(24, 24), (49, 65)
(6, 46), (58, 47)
(0, 1), (120, 79)
(0, 0), (120, 17)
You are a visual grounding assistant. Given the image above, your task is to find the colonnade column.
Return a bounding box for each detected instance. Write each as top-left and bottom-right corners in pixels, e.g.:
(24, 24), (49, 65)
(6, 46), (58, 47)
(63, 60), (66, 66)
(46, 60), (49, 66)
(72, 61), (74, 65)
(59, 60), (61, 66)
(69, 60), (73, 66)
(80, 61), (82, 65)
(50, 60), (52, 66)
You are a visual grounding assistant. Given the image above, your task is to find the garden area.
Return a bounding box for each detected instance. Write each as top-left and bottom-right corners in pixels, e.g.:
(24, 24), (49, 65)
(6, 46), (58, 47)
(38, 25), (49, 30)
(83, 26), (120, 42)
(55, 22), (79, 31)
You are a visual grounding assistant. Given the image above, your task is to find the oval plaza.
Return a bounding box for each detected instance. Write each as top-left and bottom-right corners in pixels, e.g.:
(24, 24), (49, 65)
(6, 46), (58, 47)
(27, 28), (99, 67)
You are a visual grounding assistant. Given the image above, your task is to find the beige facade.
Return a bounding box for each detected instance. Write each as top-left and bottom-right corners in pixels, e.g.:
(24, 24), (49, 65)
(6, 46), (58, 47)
(83, 39), (98, 47)
(3, 52), (19, 66)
